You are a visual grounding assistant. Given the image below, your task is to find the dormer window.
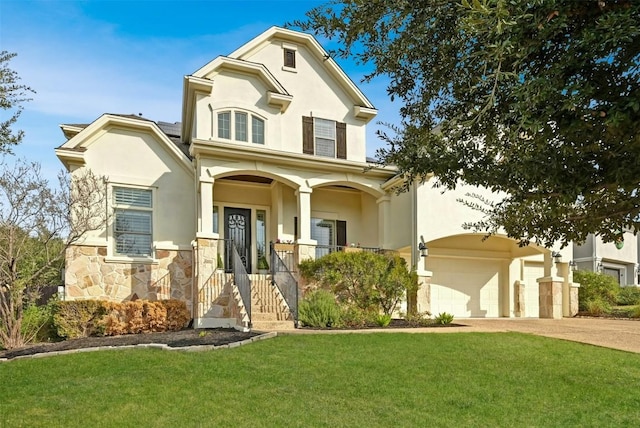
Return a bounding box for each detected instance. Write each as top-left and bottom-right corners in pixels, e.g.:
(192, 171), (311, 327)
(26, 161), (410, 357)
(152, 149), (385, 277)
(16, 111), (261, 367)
(215, 109), (265, 145)
(284, 48), (296, 68)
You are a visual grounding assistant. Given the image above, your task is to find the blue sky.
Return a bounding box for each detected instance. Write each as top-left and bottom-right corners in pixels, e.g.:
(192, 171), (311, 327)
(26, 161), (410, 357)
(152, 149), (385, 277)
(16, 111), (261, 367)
(1, 0), (398, 183)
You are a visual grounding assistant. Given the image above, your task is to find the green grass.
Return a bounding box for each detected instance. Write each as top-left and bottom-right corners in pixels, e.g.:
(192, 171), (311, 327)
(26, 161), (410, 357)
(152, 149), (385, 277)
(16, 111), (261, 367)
(1, 333), (640, 427)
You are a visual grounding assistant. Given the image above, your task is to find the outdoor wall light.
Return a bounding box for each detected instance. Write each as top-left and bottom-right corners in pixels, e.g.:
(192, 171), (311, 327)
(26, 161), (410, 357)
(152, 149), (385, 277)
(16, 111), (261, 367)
(552, 251), (562, 264)
(418, 242), (429, 258)
(569, 260), (577, 271)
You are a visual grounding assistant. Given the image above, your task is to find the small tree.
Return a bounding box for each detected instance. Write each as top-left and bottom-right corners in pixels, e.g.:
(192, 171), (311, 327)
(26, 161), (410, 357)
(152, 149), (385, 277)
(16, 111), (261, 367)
(0, 159), (107, 349)
(0, 51), (35, 153)
(299, 251), (417, 315)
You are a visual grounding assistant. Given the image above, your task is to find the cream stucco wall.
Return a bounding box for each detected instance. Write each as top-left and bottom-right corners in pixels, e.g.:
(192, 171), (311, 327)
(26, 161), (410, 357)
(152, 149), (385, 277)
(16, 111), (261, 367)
(194, 39), (368, 162)
(77, 126), (195, 250)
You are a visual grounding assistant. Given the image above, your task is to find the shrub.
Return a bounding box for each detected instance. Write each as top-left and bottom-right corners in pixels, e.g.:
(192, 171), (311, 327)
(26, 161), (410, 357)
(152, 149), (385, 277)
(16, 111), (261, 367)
(434, 312), (454, 325)
(573, 270), (619, 311)
(337, 305), (372, 328)
(584, 299), (610, 316)
(161, 299), (190, 331)
(21, 303), (57, 344)
(404, 311), (433, 327)
(374, 314), (391, 327)
(617, 287), (640, 306)
(630, 306), (640, 319)
(52, 300), (106, 339)
(299, 251), (418, 315)
(299, 289), (341, 328)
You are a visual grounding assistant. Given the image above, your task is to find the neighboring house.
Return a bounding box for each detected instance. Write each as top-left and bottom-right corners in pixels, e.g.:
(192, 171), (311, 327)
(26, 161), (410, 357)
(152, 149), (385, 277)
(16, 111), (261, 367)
(573, 232), (639, 287)
(56, 27), (582, 329)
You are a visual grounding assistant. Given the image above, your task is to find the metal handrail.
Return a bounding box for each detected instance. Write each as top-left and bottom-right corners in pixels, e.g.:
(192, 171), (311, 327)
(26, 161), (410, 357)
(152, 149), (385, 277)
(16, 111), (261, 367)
(269, 241), (298, 326)
(226, 239), (252, 326)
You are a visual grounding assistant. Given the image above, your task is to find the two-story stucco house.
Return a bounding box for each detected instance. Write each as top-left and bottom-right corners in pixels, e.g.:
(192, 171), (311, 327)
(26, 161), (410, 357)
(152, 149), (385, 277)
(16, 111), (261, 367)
(56, 27), (592, 330)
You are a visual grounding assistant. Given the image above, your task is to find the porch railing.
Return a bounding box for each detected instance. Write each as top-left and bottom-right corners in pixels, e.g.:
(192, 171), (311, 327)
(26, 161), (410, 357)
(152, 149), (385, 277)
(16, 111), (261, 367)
(229, 240), (251, 326)
(270, 241), (298, 326)
(314, 245), (386, 258)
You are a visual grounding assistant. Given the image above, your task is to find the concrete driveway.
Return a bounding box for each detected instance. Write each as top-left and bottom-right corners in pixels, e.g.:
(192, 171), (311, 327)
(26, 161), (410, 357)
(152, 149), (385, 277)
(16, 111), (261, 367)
(282, 317), (640, 354)
(462, 317), (640, 354)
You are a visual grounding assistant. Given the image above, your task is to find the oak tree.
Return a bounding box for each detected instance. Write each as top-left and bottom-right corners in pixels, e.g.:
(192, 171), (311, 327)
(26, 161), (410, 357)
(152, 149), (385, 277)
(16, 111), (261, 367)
(295, 0), (640, 246)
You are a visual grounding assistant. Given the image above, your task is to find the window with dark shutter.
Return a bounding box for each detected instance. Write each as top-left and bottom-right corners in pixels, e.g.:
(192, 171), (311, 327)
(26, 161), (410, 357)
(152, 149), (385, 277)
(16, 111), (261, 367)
(302, 116), (314, 154)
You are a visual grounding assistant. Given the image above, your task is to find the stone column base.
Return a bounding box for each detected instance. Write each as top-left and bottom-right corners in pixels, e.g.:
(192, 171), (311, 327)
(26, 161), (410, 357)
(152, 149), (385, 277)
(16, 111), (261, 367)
(537, 277), (563, 319)
(514, 280), (525, 317)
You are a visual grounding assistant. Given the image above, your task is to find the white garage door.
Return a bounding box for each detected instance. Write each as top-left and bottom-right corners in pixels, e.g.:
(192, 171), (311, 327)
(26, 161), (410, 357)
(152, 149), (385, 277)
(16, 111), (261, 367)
(428, 258), (501, 318)
(523, 262), (544, 318)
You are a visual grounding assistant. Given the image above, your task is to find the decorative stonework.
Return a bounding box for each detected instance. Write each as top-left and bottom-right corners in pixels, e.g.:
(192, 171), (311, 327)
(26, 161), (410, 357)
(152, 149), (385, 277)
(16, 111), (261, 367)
(514, 280), (525, 317)
(416, 274), (432, 315)
(569, 284), (580, 317)
(65, 245), (193, 314)
(538, 279), (563, 319)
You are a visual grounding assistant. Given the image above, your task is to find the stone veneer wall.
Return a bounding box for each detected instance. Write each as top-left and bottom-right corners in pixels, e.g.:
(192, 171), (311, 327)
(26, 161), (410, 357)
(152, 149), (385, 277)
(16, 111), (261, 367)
(65, 245), (193, 314)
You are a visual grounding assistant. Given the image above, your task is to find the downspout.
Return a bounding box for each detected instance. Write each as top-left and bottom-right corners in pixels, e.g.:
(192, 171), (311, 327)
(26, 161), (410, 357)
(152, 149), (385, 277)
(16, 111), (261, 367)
(411, 182), (418, 268)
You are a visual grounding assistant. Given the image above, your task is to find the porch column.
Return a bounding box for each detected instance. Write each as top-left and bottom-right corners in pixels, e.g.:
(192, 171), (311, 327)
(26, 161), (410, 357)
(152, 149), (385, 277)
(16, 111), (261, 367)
(296, 187), (313, 244)
(376, 195), (391, 250)
(197, 178), (217, 239)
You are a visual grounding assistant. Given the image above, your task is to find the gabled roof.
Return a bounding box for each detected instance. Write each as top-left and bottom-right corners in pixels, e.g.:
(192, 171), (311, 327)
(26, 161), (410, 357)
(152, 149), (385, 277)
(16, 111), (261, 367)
(181, 26), (378, 142)
(56, 114), (192, 173)
(229, 26), (376, 111)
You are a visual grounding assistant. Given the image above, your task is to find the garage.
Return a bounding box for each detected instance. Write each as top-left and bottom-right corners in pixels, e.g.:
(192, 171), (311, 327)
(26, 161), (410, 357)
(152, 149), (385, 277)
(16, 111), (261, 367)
(522, 261), (544, 318)
(428, 257), (502, 318)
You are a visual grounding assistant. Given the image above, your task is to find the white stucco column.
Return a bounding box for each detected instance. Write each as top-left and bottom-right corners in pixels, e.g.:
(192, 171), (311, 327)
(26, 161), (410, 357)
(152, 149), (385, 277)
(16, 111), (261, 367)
(376, 195), (391, 250)
(197, 178), (217, 239)
(296, 187), (314, 244)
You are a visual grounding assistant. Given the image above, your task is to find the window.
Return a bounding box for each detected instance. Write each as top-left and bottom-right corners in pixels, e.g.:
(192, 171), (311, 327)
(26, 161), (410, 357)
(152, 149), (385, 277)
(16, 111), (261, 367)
(311, 218), (335, 258)
(218, 112), (230, 139)
(284, 48), (296, 68)
(235, 112), (247, 142)
(213, 205), (219, 234)
(215, 109), (265, 144)
(256, 210), (266, 262)
(311, 218), (347, 258)
(113, 187), (153, 257)
(302, 116), (346, 159)
(314, 118), (336, 158)
(252, 116), (265, 144)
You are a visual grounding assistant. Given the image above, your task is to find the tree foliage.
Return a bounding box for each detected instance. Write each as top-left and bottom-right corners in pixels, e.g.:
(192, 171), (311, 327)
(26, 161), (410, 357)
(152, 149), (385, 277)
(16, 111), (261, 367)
(0, 51), (34, 153)
(295, 0), (640, 247)
(0, 159), (108, 349)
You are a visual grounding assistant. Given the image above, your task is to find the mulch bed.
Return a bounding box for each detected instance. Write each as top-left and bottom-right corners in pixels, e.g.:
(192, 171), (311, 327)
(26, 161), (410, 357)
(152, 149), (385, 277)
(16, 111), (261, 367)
(0, 329), (258, 360)
(299, 318), (466, 330)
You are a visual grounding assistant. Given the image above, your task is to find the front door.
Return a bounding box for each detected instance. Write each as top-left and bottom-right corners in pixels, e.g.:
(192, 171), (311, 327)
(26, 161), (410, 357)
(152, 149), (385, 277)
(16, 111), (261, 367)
(225, 207), (252, 273)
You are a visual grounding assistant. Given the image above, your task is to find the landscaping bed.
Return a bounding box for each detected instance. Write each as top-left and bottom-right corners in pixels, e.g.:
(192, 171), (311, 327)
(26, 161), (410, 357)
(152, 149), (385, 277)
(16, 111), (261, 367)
(0, 328), (258, 360)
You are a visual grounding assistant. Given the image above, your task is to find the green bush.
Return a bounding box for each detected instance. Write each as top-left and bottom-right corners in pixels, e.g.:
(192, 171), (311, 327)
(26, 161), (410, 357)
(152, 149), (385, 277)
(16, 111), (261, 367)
(584, 299), (610, 316)
(52, 300), (107, 339)
(573, 270), (620, 311)
(617, 287), (640, 306)
(21, 303), (58, 344)
(299, 251), (418, 315)
(337, 305), (373, 328)
(374, 314), (391, 327)
(298, 290), (341, 328)
(434, 312), (454, 325)
(404, 311), (433, 327)
(630, 306), (640, 319)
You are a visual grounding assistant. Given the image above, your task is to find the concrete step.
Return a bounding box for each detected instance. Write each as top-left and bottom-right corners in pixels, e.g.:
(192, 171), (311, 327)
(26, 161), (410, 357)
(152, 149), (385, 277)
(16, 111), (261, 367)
(251, 311), (292, 321)
(251, 320), (296, 331)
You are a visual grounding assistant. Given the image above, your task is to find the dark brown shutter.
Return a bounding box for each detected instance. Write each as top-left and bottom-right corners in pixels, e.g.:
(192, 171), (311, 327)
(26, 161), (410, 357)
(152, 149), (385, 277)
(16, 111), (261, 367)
(302, 116), (314, 155)
(336, 121), (346, 159)
(336, 220), (347, 248)
(294, 216), (298, 241)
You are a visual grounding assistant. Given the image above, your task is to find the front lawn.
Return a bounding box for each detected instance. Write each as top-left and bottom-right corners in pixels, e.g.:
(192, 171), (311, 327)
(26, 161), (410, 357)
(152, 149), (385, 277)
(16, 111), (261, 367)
(1, 333), (639, 427)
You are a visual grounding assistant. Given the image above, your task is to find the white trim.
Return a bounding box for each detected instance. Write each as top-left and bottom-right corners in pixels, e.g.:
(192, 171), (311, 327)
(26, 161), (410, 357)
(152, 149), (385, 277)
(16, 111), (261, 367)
(105, 256), (158, 265)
